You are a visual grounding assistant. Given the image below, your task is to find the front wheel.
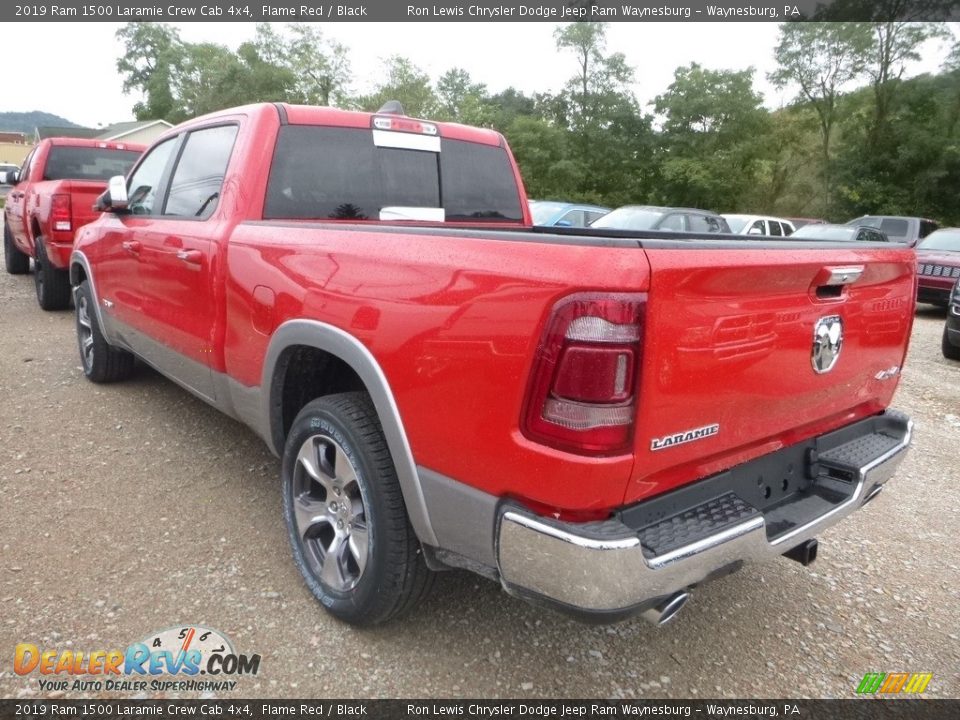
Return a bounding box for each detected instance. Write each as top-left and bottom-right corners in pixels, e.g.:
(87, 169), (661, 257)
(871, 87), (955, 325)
(4, 223), (29, 275)
(75, 279), (135, 382)
(943, 325), (960, 361)
(282, 392), (433, 625)
(34, 237), (71, 310)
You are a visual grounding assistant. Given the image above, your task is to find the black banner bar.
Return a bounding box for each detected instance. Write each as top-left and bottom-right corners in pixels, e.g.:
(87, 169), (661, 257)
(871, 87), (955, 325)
(3, 0), (960, 23)
(2, 700), (960, 720)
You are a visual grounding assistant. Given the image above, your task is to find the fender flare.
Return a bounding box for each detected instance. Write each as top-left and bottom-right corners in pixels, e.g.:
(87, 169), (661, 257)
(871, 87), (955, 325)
(69, 250), (113, 344)
(262, 319), (439, 547)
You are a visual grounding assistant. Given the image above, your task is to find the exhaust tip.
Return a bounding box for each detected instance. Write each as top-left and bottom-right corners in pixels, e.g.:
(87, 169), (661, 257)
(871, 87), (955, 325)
(641, 591), (689, 626)
(862, 484), (883, 507)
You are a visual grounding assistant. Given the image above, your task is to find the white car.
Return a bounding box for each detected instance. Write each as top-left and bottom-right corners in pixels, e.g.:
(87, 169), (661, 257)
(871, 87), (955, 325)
(722, 214), (796, 237)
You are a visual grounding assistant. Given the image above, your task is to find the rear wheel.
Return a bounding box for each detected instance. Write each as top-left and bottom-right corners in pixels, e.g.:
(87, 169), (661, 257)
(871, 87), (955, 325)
(943, 325), (960, 361)
(75, 279), (135, 382)
(3, 223), (29, 275)
(34, 237), (71, 310)
(282, 392), (433, 625)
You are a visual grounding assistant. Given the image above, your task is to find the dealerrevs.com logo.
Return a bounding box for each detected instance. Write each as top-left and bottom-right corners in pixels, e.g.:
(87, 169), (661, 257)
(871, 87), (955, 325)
(14, 625), (260, 693)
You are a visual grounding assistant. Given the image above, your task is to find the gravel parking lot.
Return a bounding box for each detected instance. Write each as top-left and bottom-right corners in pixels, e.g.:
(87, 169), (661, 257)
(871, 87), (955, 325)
(1, 263), (958, 700)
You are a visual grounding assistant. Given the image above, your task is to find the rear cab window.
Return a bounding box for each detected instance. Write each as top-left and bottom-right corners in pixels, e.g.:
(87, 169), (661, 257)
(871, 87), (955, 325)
(264, 125), (523, 223)
(44, 146), (141, 182)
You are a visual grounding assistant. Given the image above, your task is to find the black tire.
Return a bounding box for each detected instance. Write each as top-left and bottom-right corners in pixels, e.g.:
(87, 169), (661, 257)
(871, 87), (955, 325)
(34, 237), (72, 310)
(282, 392), (433, 625)
(75, 279), (135, 383)
(4, 222), (29, 274)
(943, 325), (960, 361)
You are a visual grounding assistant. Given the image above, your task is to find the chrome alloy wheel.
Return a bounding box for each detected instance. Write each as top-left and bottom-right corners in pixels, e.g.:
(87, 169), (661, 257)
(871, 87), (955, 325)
(292, 434), (369, 592)
(76, 292), (95, 371)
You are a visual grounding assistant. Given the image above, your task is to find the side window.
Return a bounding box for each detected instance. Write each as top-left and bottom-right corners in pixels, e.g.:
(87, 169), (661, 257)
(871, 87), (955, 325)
(18, 149), (36, 182)
(127, 138), (178, 216)
(878, 218), (909, 240)
(689, 214), (723, 233)
(748, 220), (765, 235)
(769, 221), (783, 237)
(585, 211), (607, 226)
(164, 125), (238, 219)
(557, 209), (586, 227)
(659, 214), (685, 231)
(919, 220), (938, 239)
(782, 222), (795, 236)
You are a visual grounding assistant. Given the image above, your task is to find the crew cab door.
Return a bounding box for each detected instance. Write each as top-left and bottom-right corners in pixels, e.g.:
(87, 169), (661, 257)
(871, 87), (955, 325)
(98, 124), (237, 402)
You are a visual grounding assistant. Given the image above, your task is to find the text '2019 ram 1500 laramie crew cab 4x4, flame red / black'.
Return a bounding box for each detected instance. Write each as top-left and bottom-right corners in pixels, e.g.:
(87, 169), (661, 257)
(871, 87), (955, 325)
(4, 137), (144, 310)
(70, 103), (914, 626)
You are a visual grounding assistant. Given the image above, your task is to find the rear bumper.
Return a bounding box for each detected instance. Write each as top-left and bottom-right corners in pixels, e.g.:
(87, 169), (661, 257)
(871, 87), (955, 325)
(496, 409), (912, 621)
(917, 278), (954, 305)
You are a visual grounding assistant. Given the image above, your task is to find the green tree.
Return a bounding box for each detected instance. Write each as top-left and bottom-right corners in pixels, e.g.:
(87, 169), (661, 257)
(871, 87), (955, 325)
(503, 116), (584, 200)
(770, 22), (872, 214)
(358, 56), (438, 118)
(553, 22), (634, 132)
(436, 68), (490, 125)
(171, 42), (246, 120)
(265, 24), (352, 106)
(550, 22), (653, 204)
(862, 20), (948, 142)
(116, 23), (184, 121)
(654, 64), (770, 211)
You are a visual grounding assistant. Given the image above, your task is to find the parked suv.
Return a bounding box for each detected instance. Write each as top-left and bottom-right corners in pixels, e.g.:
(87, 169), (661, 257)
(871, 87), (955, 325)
(845, 215), (938, 247)
(592, 205), (731, 233)
(916, 228), (960, 307)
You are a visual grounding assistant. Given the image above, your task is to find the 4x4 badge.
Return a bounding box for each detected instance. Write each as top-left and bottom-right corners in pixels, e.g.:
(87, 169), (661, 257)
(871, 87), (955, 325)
(812, 315), (843, 374)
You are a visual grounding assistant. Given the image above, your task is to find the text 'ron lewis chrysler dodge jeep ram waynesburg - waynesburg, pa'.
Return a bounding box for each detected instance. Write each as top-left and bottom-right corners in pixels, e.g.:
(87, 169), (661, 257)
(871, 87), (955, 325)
(69, 102), (914, 626)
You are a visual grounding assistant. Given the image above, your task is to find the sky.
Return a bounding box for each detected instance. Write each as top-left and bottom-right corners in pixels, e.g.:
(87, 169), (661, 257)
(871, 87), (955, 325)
(2, 21), (956, 128)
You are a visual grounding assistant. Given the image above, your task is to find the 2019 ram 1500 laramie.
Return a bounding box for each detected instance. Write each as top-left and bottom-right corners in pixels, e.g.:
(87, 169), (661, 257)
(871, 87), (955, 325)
(70, 103), (914, 626)
(4, 137), (144, 310)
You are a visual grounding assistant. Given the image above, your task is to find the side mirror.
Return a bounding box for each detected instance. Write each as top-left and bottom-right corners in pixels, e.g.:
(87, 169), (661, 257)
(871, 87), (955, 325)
(95, 175), (129, 212)
(555, 219), (573, 227)
(3, 169), (19, 185)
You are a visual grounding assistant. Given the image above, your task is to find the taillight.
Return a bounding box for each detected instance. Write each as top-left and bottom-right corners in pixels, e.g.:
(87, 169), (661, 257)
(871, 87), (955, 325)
(522, 293), (646, 456)
(51, 194), (71, 232)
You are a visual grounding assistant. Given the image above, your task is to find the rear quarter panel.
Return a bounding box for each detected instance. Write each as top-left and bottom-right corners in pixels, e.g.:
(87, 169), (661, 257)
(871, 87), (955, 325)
(224, 225), (651, 512)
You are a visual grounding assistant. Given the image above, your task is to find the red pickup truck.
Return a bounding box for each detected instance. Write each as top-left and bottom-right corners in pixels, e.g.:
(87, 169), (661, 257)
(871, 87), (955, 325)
(70, 103), (914, 626)
(3, 137), (143, 309)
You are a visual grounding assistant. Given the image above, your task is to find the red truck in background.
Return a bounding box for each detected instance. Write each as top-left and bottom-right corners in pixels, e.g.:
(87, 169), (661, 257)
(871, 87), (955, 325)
(3, 137), (143, 309)
(70, 103), (914, 626)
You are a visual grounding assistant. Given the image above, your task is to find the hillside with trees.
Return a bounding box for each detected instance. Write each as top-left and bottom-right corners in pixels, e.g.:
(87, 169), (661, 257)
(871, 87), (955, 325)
(0, 111), (80, 134)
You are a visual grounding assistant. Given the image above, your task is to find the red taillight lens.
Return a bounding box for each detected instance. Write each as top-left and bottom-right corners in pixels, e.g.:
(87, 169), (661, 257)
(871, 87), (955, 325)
(51, 193), (71, 232)
(522, 293), (646, 456)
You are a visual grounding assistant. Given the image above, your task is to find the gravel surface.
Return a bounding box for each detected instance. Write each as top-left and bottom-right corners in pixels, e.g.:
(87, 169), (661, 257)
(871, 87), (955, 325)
(1, 264), (958, 700)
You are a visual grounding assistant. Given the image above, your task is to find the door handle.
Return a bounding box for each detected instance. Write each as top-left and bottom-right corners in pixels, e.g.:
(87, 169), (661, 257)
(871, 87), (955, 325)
(176, 249), (203, 266)
(121, 240), (141, 255)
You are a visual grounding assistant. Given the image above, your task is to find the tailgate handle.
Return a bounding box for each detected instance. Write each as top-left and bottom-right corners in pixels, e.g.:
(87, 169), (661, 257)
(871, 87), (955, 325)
(817, 265), (863, 286)
(813, 265), (863, 299)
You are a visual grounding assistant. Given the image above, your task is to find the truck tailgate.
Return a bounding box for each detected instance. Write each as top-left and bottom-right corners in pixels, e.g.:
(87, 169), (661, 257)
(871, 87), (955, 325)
(626, 245), (915, 504)
(64, 180), (108, 230)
